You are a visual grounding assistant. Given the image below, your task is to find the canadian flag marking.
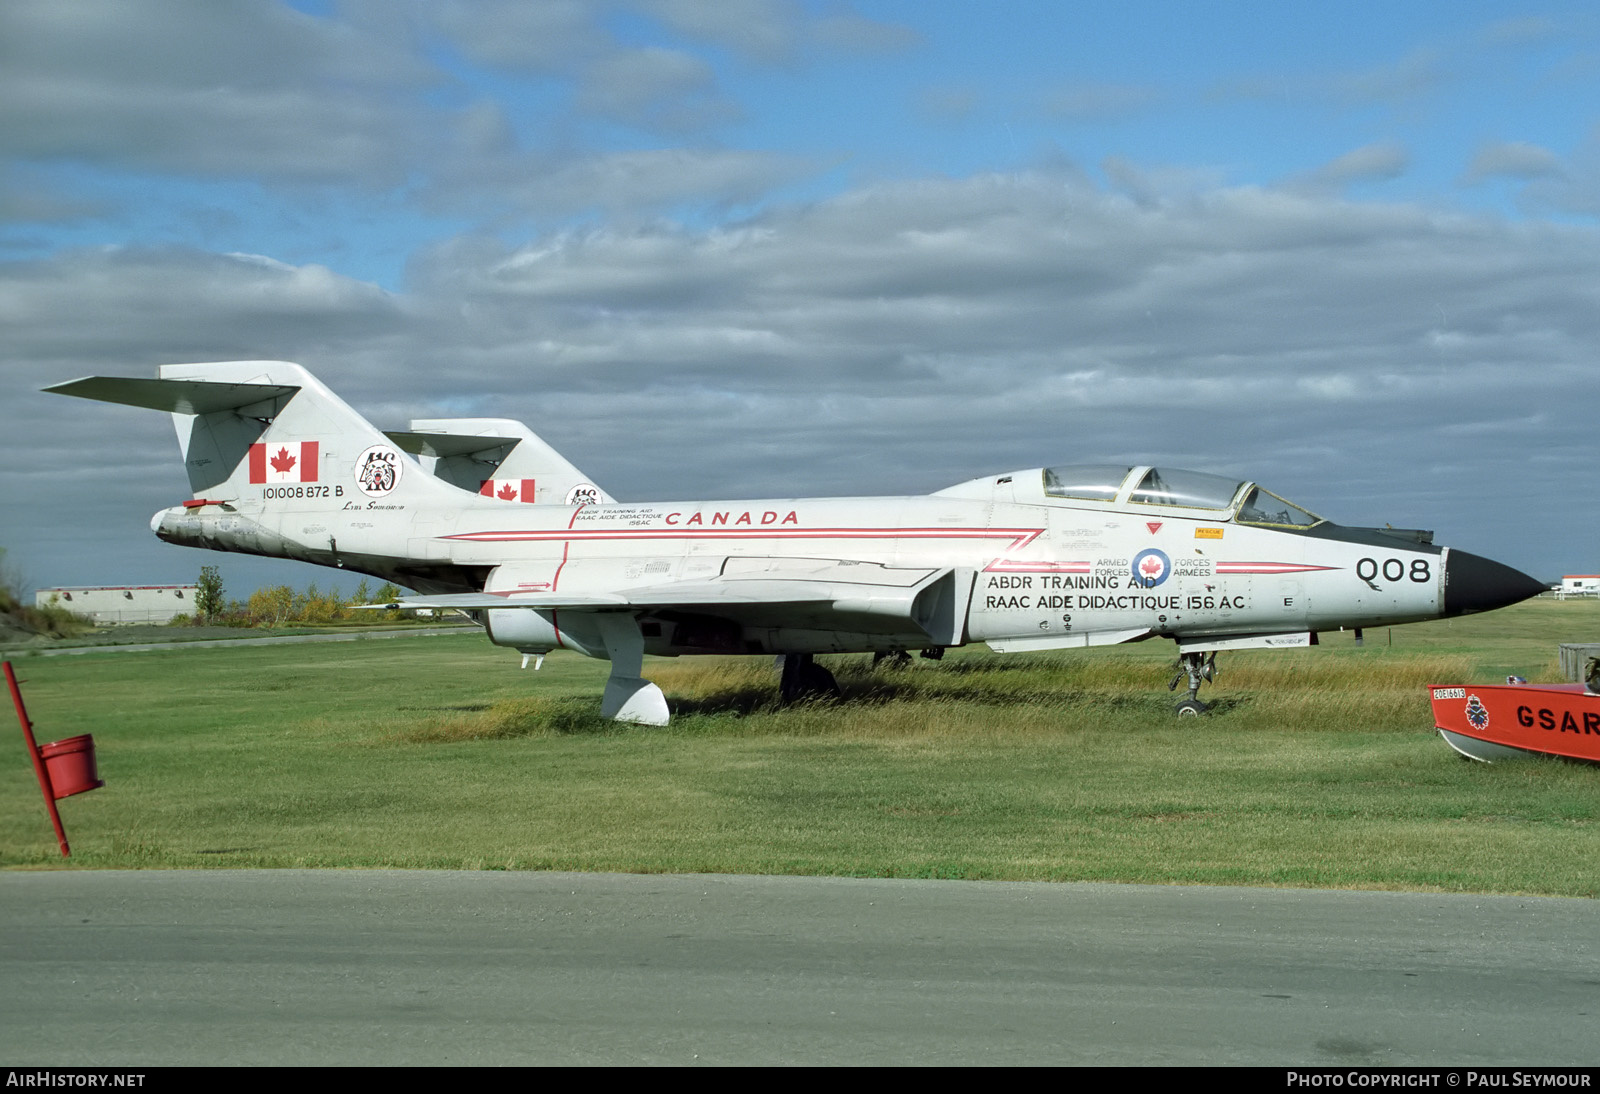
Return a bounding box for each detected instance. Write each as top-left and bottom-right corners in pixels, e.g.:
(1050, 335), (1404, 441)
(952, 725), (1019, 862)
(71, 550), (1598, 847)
(480, 478), (536, 503)
(249, 441), (319, 484)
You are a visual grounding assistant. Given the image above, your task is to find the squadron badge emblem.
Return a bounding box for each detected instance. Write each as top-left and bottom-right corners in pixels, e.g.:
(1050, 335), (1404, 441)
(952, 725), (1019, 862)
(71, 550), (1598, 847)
(354, 444), (402, 497)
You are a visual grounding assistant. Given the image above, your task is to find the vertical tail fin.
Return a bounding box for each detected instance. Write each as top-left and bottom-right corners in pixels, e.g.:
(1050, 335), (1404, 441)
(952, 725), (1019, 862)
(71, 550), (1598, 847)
(388, 417), (614, 505)
(159, 361), (437, 502)
(46, 362), (484, 590)
(49, 361), (458, 506)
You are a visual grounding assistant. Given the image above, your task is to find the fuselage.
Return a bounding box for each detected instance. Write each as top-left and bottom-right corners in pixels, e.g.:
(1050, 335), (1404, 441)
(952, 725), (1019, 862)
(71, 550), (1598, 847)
(152, 462), (1515, 660)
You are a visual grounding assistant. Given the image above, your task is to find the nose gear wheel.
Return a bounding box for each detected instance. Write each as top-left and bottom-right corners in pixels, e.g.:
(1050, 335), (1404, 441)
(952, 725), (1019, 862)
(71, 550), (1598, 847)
(1169, 651), (1218, 716)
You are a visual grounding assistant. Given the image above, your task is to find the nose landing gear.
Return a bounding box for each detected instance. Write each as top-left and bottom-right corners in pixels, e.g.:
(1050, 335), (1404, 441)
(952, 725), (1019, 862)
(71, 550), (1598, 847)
(1169, 651), (1218, 716)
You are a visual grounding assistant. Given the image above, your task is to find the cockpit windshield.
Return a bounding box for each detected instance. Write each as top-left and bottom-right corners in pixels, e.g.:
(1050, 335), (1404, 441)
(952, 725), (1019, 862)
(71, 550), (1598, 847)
(1235, 486), (1323, 528)
(1042, 465), (1134, 502)
(1127, 468), (1245, 511)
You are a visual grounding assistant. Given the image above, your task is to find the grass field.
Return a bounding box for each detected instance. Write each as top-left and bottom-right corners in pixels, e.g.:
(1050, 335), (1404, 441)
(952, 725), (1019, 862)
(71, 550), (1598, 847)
(4, 599), (1598, 894)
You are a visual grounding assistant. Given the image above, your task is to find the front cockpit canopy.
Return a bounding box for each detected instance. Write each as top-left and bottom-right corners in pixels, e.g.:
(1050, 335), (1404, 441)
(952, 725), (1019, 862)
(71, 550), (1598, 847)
(1042, 465), (1323, 528)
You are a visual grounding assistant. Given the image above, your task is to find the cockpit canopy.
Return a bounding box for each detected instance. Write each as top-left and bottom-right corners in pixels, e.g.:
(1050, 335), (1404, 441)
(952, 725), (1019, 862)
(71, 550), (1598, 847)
(1041, 464), (1323, 528)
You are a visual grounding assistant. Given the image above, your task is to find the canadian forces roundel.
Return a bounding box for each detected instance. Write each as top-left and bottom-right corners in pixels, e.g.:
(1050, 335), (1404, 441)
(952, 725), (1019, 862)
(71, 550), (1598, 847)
(354, 444), (402, 497)
(1130, 548), (1171, 588)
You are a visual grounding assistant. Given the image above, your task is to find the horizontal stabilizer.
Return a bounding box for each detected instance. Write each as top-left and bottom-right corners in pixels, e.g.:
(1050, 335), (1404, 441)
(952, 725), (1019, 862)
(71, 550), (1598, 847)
(384, 431), (521, 460)
(45, 376), (299, 416)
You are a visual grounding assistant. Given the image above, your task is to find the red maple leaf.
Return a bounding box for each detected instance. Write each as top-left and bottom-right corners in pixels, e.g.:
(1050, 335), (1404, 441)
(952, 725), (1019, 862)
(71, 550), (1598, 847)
(270, 447), (296, 475)
(497, 482), (518, 501)
(1140, 556), (1164, 576)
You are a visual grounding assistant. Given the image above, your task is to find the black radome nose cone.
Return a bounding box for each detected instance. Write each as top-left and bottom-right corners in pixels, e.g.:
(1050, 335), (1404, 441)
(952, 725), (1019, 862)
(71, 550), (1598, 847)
(1444, 550), (1546, 616)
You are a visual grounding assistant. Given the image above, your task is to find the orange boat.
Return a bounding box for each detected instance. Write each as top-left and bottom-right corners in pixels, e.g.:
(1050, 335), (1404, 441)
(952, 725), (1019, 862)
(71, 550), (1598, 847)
(1429, 681), (1600, 763)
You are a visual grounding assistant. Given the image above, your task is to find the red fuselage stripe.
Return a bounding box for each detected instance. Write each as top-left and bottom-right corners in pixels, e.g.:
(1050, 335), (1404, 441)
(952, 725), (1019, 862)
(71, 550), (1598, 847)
(452, 524), (1342, 582)
(446, 526), (1046, 548)
(982, 561), (1093, 573)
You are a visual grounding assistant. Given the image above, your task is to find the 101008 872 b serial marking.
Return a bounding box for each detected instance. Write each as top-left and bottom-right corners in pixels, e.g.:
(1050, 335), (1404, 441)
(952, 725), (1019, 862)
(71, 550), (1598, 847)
(263, 485), (342, 500)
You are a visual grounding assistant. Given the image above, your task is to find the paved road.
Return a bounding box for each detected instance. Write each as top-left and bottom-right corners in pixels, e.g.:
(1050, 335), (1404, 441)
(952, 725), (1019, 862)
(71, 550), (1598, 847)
(2, 871), (1595, 1066)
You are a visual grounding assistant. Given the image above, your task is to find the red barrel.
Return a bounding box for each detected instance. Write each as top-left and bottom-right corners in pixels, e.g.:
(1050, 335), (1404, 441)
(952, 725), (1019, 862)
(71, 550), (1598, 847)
(39, 735), (105, 799)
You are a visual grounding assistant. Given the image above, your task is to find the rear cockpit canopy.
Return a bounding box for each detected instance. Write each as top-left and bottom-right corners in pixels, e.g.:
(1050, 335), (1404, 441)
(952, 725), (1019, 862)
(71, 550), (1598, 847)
(1040, 464), (1132, 503)
(938, 464), (1324, 529)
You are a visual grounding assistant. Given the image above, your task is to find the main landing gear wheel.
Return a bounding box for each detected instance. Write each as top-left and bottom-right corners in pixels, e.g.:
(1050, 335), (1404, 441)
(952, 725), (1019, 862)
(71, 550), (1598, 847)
(779, 653), (841, 704)
(1168, 651), (1218, 717)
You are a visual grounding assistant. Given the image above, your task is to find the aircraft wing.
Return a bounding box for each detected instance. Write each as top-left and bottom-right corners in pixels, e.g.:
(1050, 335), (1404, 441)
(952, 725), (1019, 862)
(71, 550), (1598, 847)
(375, 592), (634, 610)
(382, 563), (975, 646)
(386, 581), (836, 611)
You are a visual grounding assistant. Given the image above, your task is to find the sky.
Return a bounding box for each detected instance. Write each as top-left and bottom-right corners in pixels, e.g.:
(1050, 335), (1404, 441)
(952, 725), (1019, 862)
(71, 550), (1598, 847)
(4, 0), (1598, 599)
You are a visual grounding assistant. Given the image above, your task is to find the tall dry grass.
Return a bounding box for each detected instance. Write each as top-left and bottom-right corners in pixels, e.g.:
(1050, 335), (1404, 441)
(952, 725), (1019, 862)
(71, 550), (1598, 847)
(383, 647), (1485, 743)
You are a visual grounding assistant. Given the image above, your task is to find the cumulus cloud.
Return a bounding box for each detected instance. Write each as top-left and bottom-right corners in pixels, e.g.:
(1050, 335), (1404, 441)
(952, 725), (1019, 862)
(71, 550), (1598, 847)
(633, 0), (920, 61)
(0, 0), (919, 233)
(1329, 48), (1445, 106)
(1463, 140), (1565, 182)
(425, 0), (916, 118)
(637, 0), (805, 64)
(1286, 142), (1410, 193)
(0, 0), (436, 183)
(0, 0), (837, 212)
(421, 147), (814, 221)
(0, 168), (107, 225)
(1213, 51), (1445, 112)
(576, 47), (741, 134)
(1, 246), (400, 379)
(1465, 132), (1600, 219)
(808, 10), (922, 54)
(427, 0), (608, 74)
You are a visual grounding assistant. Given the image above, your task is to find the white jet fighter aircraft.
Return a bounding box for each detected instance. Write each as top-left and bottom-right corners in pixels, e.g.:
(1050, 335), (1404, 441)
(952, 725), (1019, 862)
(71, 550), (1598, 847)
(48, 361), (1545, 724)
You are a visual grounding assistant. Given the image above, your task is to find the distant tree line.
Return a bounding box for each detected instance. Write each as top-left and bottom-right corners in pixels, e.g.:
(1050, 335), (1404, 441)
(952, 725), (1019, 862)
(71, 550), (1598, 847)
(2, 550), (419, 636)
(174, 570), (410, 628)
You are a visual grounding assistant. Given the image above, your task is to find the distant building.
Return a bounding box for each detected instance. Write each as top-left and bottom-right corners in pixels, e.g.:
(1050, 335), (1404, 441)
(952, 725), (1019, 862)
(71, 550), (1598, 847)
(1559, 575), (1600, 599)
(35, 585), (198, 624)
